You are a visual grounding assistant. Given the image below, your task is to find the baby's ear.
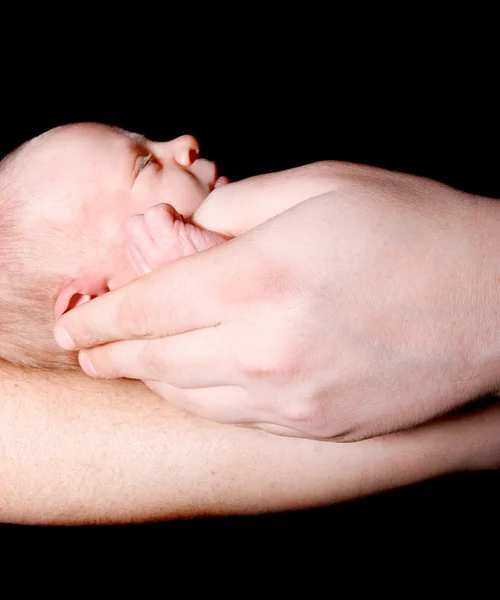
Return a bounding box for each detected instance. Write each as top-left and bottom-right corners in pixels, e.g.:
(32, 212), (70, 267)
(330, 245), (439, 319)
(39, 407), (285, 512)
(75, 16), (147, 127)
(54, 276), (109, 319)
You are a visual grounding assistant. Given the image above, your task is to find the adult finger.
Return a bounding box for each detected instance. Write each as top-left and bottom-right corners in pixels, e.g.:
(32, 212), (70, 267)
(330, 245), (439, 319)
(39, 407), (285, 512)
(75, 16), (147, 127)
(144, 380), (262, 425)
(243, 422), (307, 437)
(78, 327), (239, 389)
(54, 242), (232, 351)
(144, 382), (315, 434)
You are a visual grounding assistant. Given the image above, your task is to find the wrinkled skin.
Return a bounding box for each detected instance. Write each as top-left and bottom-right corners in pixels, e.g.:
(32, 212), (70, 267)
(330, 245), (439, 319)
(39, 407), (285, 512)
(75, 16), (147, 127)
(56, 162), (500, 440)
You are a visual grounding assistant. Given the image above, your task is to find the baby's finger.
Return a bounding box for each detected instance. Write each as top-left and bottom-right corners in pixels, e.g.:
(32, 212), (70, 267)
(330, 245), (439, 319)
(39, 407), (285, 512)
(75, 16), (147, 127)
(143, 203), (180, 246)
(54, 243), (231, 350)
(125, 214), (155, 274)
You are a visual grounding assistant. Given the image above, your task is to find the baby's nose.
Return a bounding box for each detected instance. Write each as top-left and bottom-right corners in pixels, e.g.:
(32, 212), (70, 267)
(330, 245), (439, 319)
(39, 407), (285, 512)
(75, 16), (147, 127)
(153, 134), (200, 167)
(172, 134), (200, 167)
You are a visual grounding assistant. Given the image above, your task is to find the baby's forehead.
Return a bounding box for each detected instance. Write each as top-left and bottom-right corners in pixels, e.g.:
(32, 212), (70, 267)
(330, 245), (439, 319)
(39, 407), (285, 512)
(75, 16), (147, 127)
(2, 123), (139, 227)
(15, 125), (146, 176)
(6, 124), (141, 210)
(13, 124), (120, 196)
(39, 123), (124, 152)
(19, 124), (132, 179)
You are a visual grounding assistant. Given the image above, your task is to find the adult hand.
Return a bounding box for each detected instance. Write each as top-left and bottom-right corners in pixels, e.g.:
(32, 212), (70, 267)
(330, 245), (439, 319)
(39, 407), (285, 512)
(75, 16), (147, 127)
(54, 164), (500, 440)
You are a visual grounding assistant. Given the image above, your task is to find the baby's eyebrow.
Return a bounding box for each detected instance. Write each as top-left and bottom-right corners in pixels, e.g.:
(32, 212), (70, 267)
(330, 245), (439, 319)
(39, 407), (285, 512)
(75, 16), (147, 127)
(118, 128), (148, 147)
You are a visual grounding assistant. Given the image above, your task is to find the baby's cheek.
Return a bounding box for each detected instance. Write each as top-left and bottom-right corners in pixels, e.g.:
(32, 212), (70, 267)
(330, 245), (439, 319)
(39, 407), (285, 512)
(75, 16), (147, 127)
(158, 179), (208, 218)
(108, 256), (141, 290)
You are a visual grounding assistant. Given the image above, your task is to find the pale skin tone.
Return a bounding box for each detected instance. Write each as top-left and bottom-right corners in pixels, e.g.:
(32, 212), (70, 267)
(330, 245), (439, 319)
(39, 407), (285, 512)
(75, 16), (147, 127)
(11, 122), (227, 316)
(1, 359), (500, 525)
(55, 143), (500, 440)
(43, 123), (337, 316)
(2, 123), (499, 524)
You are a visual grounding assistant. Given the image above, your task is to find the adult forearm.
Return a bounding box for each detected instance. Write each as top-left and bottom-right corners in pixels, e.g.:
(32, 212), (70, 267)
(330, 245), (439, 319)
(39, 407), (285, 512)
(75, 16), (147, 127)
(1, 360), (498, 525)
(463, 194), (500, 397)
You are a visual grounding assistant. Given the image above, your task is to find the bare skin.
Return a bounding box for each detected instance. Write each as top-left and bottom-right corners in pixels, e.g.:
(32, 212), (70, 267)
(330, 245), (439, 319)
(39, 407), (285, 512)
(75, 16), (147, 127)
(2, 125), (499, 524)
(1, 359), (499, 525)
(58, 163), (500, 440)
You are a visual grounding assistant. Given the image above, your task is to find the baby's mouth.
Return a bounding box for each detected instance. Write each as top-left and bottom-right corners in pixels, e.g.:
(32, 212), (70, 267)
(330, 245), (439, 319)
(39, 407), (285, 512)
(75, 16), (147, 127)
(189, 158), (229, 191)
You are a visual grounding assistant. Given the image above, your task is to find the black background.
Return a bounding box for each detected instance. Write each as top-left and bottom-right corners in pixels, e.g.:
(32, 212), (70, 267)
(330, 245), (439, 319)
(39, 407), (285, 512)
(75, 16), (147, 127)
(1, 54), (499, 544)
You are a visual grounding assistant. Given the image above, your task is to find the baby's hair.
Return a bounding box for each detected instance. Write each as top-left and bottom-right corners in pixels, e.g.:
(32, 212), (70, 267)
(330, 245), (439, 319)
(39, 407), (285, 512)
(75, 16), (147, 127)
(0, 144), (79, 370)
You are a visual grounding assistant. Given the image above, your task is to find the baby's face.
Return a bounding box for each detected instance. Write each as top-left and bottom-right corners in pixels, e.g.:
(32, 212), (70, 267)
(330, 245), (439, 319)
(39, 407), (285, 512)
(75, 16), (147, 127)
(25, 123), (225, 290)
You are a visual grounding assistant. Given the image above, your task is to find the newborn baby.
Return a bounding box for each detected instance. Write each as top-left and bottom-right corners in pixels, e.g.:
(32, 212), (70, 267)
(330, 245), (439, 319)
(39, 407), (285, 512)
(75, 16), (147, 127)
(0, 122), (339, 369)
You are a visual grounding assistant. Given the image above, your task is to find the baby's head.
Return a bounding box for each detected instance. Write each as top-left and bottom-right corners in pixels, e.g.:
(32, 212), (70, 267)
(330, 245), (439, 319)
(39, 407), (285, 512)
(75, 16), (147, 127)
(0, 123), (221, 369)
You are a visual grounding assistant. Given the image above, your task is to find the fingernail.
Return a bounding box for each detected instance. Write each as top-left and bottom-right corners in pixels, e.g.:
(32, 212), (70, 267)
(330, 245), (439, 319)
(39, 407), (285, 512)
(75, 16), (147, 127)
(79, 352), (99, 377)
(54, 325), (76, 350)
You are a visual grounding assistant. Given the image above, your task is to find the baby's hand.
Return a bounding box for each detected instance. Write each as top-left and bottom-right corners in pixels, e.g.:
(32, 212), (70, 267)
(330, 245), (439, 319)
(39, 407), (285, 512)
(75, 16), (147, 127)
(125, 203), (228, 276)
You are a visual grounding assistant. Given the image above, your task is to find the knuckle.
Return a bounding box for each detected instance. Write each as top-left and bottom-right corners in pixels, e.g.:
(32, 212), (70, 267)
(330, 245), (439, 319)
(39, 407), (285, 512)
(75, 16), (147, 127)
(117, 290), (154, 338)
(281, 397), (320, 428)
(140, 340), (165, 379)
(224, 258), (295, 309)
(88, 346), (119, 379)
(253, 261), (296, 302)
(278, 392), (337, 439)
(76, 312), (101, 347)
(238, 342), (301, 385)
(148, 202), (170, 220)
(269, 349), (302, 383)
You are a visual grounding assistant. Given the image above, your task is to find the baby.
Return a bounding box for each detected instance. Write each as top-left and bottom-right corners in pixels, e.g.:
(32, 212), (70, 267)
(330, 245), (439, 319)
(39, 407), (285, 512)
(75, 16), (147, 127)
(0, 122), (338, 369)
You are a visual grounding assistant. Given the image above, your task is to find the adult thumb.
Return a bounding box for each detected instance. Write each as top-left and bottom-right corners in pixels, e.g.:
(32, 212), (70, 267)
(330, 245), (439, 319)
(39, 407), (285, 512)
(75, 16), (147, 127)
(191, 172), (308, 236)
(192, 164), (345, 237)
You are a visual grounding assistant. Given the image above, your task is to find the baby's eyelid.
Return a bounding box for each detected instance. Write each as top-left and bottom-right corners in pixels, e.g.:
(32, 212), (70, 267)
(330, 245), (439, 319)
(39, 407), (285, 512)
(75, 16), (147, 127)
(141, 153), (154, 170)
(134, 152), (158, 178)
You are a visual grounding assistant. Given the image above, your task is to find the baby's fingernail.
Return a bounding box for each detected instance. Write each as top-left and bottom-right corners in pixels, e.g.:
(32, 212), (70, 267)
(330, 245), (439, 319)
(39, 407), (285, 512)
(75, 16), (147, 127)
(54, 325), (76, 350)
(79, 352), (99, 377)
